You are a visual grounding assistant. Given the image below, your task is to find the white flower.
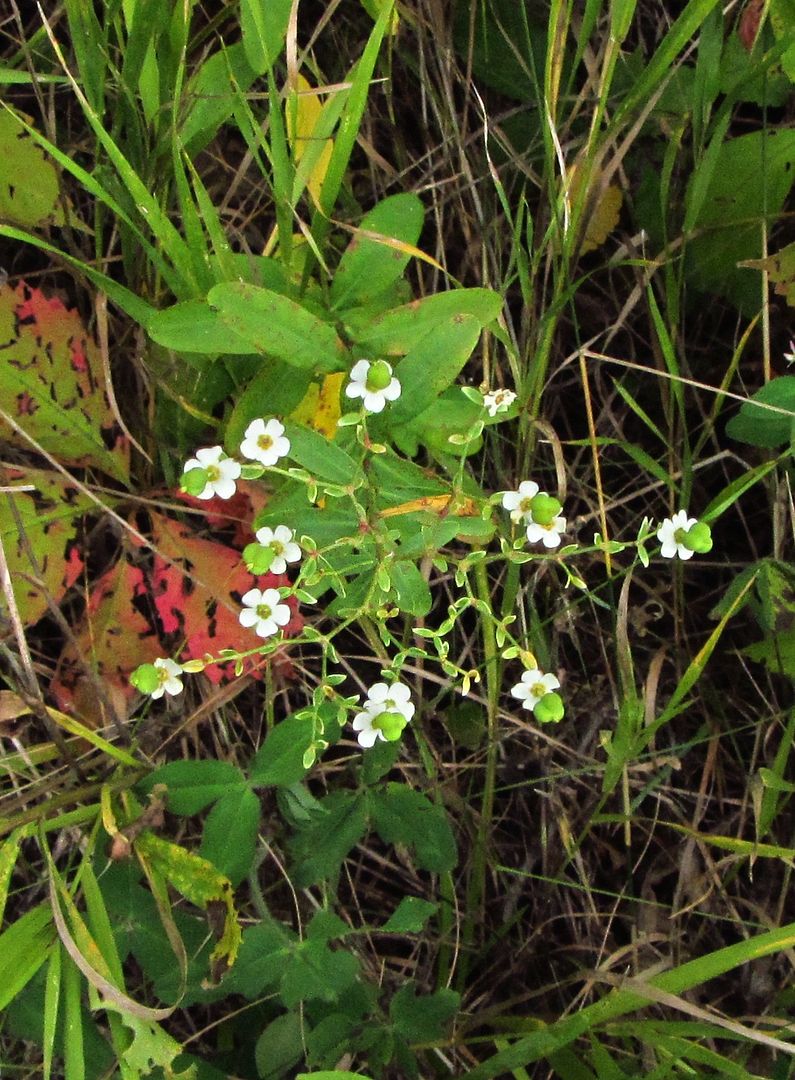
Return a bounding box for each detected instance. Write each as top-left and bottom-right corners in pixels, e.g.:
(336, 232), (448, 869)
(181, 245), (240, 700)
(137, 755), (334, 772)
(351, 680), (415, 748)
(510, 668), (560, 711)
(525, 515), (566, 549)
(657, 510), (697, 560)
(240, 418), (290, 466)
(239, 587), (292, 638)
(345, 359), (402, 414)
(785, 339), (795, 366)
(254, 525), (302, 574)
(182, 446), (241, 500)
(150, 658), (184, 700)
(501, 480), (539, 523)
(483, 388), (517, 417)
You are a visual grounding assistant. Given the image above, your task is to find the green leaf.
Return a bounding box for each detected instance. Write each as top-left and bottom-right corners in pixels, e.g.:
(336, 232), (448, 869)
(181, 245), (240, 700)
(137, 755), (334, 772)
(370, 784), (457, 873)
(725, 376), (795, 447)
(381, 897), (438, 934)
(249, 713), (316, 788)
(222, 919), (295, 999)
(0, 904), (54, 1011)
(280, 939), (359, 1006)
(331, 193), (425, 310)
(283, 421), (360, 484)
(306, 909), (351, 942)
(383, 315), (481, 424)
(207, 282), (346, 373)
(141, 760), (246, 815)
(451, 0), (548, 101)
(444, 700), (486, 750)
(685, 130), (795, 314)
(181, 42), (258, 155)
(289, 790), (369, 887)
(255, 1011), (304, 1080)
(389, 981), (460, 1042)
(348, 288), (502, 355)
(0, 110), (62, 227)
(241, 0), (292, 72)
(199, 786), (261, 887)
(742, 629), (795, 678)
(361, 740), (401, 784)
(297, 1072), (375, 1080)
(147, 300), (256, 355)
(390, 560), (432, 617)
(226, 361), (314, 453)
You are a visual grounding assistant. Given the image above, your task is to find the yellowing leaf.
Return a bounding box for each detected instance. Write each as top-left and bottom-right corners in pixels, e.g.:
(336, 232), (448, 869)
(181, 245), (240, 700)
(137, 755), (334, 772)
(567, 163), (623, 255)
(379, 494), (479, 518)
(741, 242), (795, 306)
(287, 74), (333, 206)
(135, 833), (241, 980)
(290, 372), (345, 437)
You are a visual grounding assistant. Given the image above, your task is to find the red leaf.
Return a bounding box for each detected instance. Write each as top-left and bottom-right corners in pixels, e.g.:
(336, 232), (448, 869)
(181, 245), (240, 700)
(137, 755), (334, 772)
(0, 281), (130, 483)
(52, 559), (162, 711)
(149, 512), (302, 683)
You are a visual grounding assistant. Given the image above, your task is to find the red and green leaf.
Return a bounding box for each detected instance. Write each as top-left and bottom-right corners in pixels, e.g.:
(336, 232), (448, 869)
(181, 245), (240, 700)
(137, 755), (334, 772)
(0, 281), (129, 483)
(0, 466), (91, 627)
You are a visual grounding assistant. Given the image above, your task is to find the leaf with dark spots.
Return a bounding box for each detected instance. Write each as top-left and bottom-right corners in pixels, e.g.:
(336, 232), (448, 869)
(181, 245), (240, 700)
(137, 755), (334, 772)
(0, 280), (129, 483)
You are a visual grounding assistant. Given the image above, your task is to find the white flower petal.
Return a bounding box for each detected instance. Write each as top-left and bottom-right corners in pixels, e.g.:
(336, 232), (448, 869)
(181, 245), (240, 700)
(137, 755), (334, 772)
(212, 477), (237, 500)
(362, 391), (387, 413)
(367, 683), (390, 704)
(242, 588), (263, 606)
(239, 608), (260, 628)
(195, 446), (223, 466)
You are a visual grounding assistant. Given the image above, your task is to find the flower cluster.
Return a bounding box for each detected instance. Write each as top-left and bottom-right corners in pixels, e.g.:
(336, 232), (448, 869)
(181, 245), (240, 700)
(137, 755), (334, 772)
(137, 369), (715, 760)
(181, 418), (290, 502)
(502, 480), (566, 549)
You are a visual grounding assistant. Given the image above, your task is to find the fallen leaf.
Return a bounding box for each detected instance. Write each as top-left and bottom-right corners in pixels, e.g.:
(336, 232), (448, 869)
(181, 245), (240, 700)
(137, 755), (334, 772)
(52, 558), (163, 713)
(0, 466), (91, 627)
(0, 280), (130, 483)
(149, 512), (303, 683)
(0, 110), (64, 228)
(567, 163), (623, 255)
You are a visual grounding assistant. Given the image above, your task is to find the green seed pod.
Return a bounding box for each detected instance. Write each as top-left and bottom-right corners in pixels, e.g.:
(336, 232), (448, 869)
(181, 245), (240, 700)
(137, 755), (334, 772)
(366, 360), (393, 391)
(130, 663), (160, 694)
(181, 467), (209, 497)
(376, 710), (408, 741)
(533, 692), (565, 724)
(682, 521), (713, 553)
(529, 493), (563, 526)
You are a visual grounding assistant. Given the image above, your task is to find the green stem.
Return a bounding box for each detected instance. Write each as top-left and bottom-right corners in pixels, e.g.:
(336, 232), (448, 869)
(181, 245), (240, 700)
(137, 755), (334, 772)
(457, 558), (500, 991)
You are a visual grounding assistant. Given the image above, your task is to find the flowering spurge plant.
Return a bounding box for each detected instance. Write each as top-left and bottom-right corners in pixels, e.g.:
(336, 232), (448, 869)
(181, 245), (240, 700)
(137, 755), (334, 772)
(657, 511), (713, 561)
(502, 482), (567, 549)
(240, 417), (291, 466)
(345, 358), (402, 413)
(510, 666), (564, 724)
(129, 657), (184, 699)
(243, 525), (302, 575)
(351, 680), (416, 747)
(181, 446), (241, 500)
